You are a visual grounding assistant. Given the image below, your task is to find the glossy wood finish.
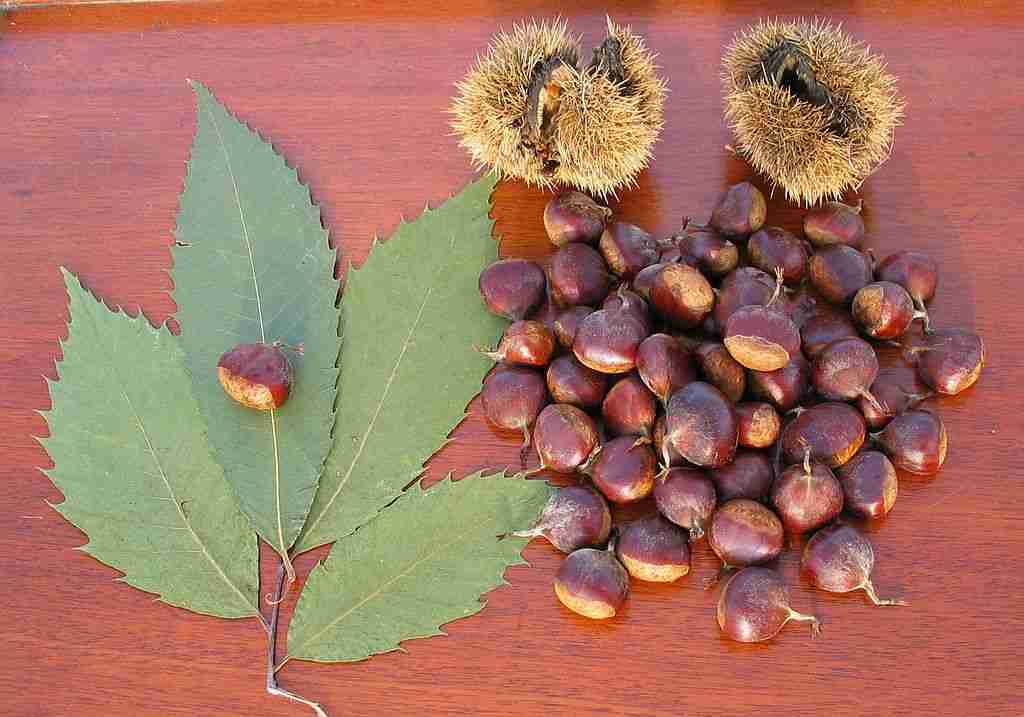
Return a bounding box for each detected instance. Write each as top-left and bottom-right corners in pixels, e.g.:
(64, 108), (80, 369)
(2, 2), (1021, 715)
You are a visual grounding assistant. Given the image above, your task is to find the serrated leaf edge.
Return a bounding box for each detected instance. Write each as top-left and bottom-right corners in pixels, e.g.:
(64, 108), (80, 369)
(44, 268), (262, 620)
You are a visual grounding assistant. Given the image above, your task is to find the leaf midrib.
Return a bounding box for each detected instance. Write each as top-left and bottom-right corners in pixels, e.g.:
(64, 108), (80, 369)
(199, 88), (288, 559)
(297, 285), (435, 549)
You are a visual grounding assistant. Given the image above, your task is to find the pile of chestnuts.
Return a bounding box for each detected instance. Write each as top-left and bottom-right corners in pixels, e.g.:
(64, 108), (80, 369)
(478, 183), (985, 641)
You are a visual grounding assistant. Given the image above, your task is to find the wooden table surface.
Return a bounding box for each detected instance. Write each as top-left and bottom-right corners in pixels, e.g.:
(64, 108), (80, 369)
(3, 1), (1022, 715)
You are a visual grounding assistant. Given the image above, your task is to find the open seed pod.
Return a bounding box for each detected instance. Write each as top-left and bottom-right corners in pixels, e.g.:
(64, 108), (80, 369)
(451, 18), (667, 197)
(722, 19), (904, 205)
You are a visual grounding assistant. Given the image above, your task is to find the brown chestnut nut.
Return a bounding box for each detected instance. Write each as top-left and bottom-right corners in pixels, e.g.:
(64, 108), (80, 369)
(747, 227), (810, 285)
(771, 454), (844, 534)
(875, 249), (938, 331)
(514, 485), (611, 553)
(664, 382), (738, 468)
(873, 409), (948, 476)
(837, 450), (898, 518)
(709, 181), (767, 238)
(736, 402), (781, 449)
(599, 223), (660, 279)
(544, 190), (612, 246)
(615, 515), (691, 582)
(546, 355), (608, 409)
(653, 415), (688, 468)
(809, 245), (874, 305)
(710, 449), (775, 502)
(650, 263), (716, 330)
(677, 224), (740, 277)
(532, 403), (600, 474)
(717, 567), (821, 642)
(602, 374), (657, 439)
(803, 200), (865, 248)
(858, 367), (933, 430)
(907, 329), (986, 396)
(708, 498), (784, 568)
(802, 523), (906, 606)
(554, 546), (629, 619)
(547, 243), (612, 307)
(694, 341), (747, 403)
(217, 342), (293, 410)
(586, 436), (657, 504)
(479, 258), (547, 320)
(851, 281), (924, 339)
(724, 304), (801, 372)
(552, 306), (594, 348)
(714, 266), (777, 329)
(636, 333), (696, 404)
(573, 307), (649, 374)
(781, 402), (866, 468)
(654, 467), (717, 539)
(480, 365), (548, 447)
(800, 311), (860, 359)
(748, 354), (812, 412)
(480, 320), (556, 367)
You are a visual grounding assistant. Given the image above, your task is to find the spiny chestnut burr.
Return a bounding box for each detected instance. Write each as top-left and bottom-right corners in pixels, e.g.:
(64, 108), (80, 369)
(851, 281), (924, 339)
(711, 449), (775, 502)
(616, 515), (692, 582)
(650, 263), (716, 330)
(654, 467), (717, 539)
(724, 303), (801, 372)
(546, 355), (608, 409)
(554, 545), (629, 620)
(801, 311), (860, 359)
(479, 258), (547, 320)
(480, 365), (548, 447)
(553, 306), (594, 348)
(717, 567), (821, 643)
(602, 286), (653, 335)
(531, 403), (600, 474)
(709, 181), (767, 238)
(677, 224), (740, 277)
(809, 245), (874, 305)
(544, 190), (612, 246)
(782, 402), (866, 468)
(600, 223), (660, 279)
(480, 320), (556, 367)
(708, 498), (784, 568)
(694, 342), (747, 403)
(547, 243), (612, 307)
(636, 333), (696, 404)
(812, 337), (885, 413)
(722, 20), (903, 206)
(713, 266), (777, 330)
(875, 249), (938, 331)
(736, 402), (781, 449)
(771, 452), (844, 534)
(573, 305), (649, 374)
(803, 201), (865, 248)
(838, 450), (898, 519)
(908, 329), (986, 396)
(748, 354), (811, 412)
(802, 523), (906, 606)
(587, 436), (657, 504)
(664, 381), (738, 468)
(747, 227), (809, 285)
(217, 342), (293, 410)
(514, 485), (611, 553)
(602, 374), (657, 439)
(858, 367), (933, 430)
(873, 409), (948, 476)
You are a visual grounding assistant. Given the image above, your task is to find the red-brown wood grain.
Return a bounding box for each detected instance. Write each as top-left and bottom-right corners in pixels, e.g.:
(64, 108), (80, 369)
(2, 2), (1022, 715)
